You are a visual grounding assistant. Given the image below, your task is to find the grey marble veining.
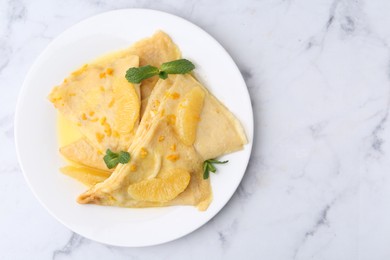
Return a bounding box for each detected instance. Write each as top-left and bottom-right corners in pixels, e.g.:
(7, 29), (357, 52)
(3, 0), (390, 259)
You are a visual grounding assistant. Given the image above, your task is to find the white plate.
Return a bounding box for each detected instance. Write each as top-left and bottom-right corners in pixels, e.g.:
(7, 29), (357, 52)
(15, 9), (253, 247)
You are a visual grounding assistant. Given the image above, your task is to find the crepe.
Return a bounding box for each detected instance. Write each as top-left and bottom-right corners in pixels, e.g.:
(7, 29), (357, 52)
(78, 116), (212, 209)
(56, 31), (181, 171)
(77, 74), (247, 210)
(128, 30), (181, 115)
(59, 139), (112, 172)
(139, 74), (247, 160)
(49, 53), (140, 154)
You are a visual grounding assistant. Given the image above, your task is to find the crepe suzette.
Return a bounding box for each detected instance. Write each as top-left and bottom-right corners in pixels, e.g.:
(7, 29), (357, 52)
(78, 74), (247, 210)
(53, 31), (181, 172)
(49, 52), (140, 157)
(49, 31), (247, 211)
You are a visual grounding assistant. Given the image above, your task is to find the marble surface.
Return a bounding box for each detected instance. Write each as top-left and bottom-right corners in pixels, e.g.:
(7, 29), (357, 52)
(2, 0), (390, 259)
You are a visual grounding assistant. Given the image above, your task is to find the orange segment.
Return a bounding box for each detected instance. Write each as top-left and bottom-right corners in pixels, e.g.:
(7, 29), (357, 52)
(60, 165), (111, 187)
(112, 77), (140, 134)
(175, 86), (205, 145)
(127, 168), (190, 202)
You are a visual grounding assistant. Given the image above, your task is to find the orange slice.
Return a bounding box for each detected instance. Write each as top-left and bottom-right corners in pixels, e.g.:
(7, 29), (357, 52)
(175, 86), (205, 145)
(60, 165), (111, 187)
(127, 168), (190, 202)
(112, 77), (140, 134)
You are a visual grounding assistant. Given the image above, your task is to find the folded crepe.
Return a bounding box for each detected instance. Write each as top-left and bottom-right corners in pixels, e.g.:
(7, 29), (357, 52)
(77, 74), (247, 210)
(49, 53), (140, 154)
(59, 139), (111, 172)
(128, 30), (181, 114)
(57, 31), (181, 171)
(78, 115), (212, 210)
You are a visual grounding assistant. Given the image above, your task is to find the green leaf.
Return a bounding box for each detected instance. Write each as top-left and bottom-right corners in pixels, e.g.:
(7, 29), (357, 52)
(160, 59), (195, 74)
(106, 149), (116, 156)
(208, 163), (216, 173)
(118, 151), (130, 164)
(203, 162), (210, 180)
(103, 149), (131, 169)
(103, 149), (119, 169)
(202, 159), (229, 180)
(125, 65), (159, 83)
(206, 159), (228, 164)
(158, 71), (168, 79)
(125, 59), (195, 84)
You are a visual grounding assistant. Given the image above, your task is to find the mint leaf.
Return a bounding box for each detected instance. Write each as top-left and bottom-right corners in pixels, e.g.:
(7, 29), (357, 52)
(125, 59), (196, 84)
(103, 149), (131, 169)
(125, 65), (159, 83)
(158, 71), (168, 79)
(203, 162), (210, 180)
(103, 149), (119, 169)
(118, 151), (130, 164)
(160, 59), (195, 74)
(106, 149), (116, 156)
(207, 159), (228, 164)
(208, 163), (216, 173)
(203, 159), (228, 179)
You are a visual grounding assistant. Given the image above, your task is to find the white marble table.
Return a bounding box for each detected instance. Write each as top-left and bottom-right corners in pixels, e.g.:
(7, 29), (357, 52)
(2, 0), (390, 259)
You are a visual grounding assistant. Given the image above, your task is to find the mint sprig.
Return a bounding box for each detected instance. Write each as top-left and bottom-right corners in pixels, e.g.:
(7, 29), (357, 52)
(125, 59), (195, 83)
(160, 59), (195, 74)
(203, 159), (228, 179)
(125, 65), (159, 84)
(103, 149), (131, 169)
